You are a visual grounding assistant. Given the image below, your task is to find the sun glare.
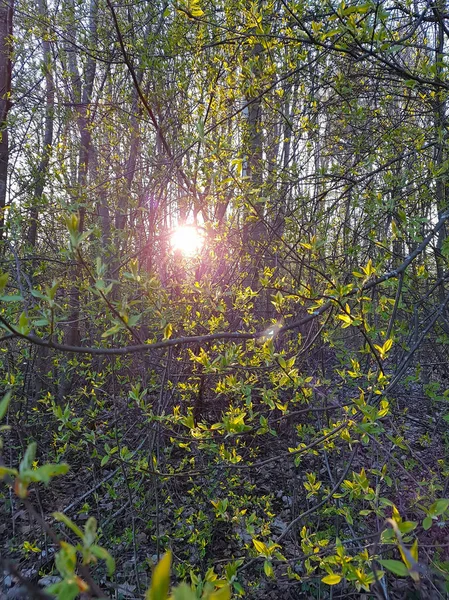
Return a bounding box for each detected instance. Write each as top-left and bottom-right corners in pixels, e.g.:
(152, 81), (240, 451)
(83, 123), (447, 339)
(261, 322), (282, 342)
(171, 225), (204, 256)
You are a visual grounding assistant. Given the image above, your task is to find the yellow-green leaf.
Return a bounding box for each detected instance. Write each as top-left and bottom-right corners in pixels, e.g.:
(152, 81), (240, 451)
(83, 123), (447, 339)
(0, 466), (18, 479)
(53, 512), (85, 539)
(322, 573), (342, 585)
(264, 560), (274, 577)
(191, 5), (204, 16)
(0, 390), (12, 421)
(146, 551), (171, 600)
(338, 314), (352, 325)
(90, 544), (115, 576)
(410, 539), (418, 562)
(0, 272), (8, 294)
(363, 259), (374, 277)
(209, 586), (231, 600)
(253, 539), (268, 555)
(383, 338), (393, 354)
(188, 0), (204, 17)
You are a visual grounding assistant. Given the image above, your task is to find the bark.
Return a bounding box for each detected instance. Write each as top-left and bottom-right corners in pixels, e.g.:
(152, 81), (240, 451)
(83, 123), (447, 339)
(432, 0), (449, 330)
(0, 0), (13, 244)
(242, 41), (265, 290)
(110, 75), (142, 284)
(64, 0), (96, 348)
(27, 0), (54, 249)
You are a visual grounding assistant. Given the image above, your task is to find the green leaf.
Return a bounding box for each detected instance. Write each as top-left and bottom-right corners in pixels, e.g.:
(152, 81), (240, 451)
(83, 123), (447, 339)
(0, 390), (12, 421)
(0, 465), (18, 479)
(341, 3), (371, 15)
(54, 542), (77, 578)
(146, 551), (171, 600)
(33, 319), (50, 327)
(102, 324), (121, 338)
(0, 294), (23, 301)
(46, 580), (80, 600)
(423, 516), (433, 530)
(19, 442), (37, 473)
(232, 581), (244, 595)
(172, 582), (196, 600)
(430, 499), (449, 516)
(90, 544), (115, 576)
(263, 560), (274, 577)
(53, 512), (85, 539)
(378, 559), (409, 577)
(17, 311), (31, 335)
(84, 517), (97, 547)
(398, 521), (417, 534)
(322, 573), (342, 585)
(20, 463), (69, 484)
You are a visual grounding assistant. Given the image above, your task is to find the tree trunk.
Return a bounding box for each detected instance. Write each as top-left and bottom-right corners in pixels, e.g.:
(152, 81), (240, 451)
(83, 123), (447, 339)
(0, 0), (13, 244)
(432, 0), (449, 330)
(27, 0), (54, 249)
(242, 40), (265, 294)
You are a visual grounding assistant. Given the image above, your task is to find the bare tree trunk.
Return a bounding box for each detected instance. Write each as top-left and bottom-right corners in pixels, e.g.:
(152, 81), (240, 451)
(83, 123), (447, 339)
(0, 0), (13, 244)
(27, 0), (54, 249)
(432, 0), (449, 329)
(65, 0), (96, 348)
(242, 41), (265, 294)
(58, 0), (97, 402)
(109, 76), (142, 290)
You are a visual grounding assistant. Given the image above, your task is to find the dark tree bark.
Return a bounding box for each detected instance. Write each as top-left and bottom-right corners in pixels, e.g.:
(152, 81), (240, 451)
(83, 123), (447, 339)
(64, 0), (97, 348)
(0, 0), (13, 244)
(432, 0), (449, 330)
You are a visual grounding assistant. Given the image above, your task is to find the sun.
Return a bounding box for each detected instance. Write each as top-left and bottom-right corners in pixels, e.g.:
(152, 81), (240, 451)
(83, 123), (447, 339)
(171, 225), (204, 256)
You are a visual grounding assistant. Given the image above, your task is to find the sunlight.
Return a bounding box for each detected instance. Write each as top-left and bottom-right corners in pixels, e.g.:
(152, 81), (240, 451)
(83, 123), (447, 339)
(171, 225), (204, 256)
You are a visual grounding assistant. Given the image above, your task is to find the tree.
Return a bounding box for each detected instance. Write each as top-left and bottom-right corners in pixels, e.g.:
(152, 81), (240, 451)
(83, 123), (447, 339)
(0, 0), (12, 243)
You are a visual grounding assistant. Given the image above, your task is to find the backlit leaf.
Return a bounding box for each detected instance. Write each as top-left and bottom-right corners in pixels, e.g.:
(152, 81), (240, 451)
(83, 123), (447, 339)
(253, 539), (268, 555)
(146, 551), (171, 600)
(209, 586), (231, 600)
(322, 573), (342, 585)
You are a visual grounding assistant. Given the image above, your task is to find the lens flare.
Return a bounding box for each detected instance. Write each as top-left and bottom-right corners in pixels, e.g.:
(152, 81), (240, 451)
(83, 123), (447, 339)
(260, 322), (282, 342)
(171, 225), (204, 256)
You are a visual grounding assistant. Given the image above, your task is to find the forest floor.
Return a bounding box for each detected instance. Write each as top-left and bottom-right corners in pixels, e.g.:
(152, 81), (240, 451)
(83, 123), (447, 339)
(2, 374), (449, 599)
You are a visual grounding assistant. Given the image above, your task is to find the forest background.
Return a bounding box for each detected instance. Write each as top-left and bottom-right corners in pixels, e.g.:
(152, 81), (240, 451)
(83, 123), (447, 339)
(1, 0), (449, 598)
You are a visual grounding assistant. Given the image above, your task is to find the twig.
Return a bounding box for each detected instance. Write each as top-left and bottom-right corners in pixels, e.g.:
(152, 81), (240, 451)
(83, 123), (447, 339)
(0, 558), (52, 600)
(61, 434), (150, 514)
(276, 445), (358, 542)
